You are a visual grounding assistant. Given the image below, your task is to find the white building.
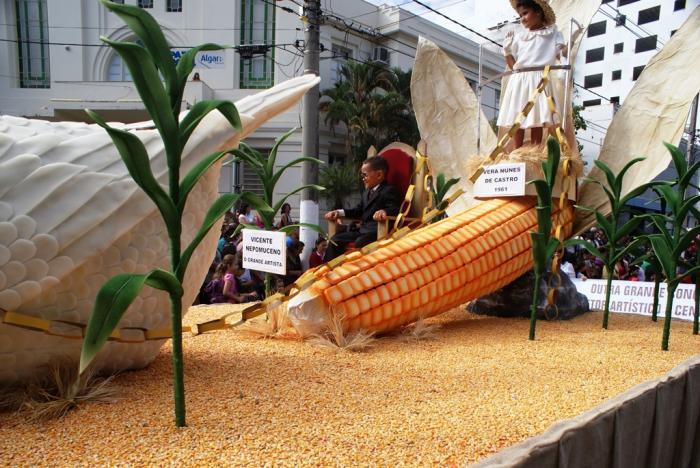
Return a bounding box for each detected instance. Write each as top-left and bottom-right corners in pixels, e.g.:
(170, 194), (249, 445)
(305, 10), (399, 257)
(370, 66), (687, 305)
(0, 0), (503, 221)
(573, 0), (698, 169)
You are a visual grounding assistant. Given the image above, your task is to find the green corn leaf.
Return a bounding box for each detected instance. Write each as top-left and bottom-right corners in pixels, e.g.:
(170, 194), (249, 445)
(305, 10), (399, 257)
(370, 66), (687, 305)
(437, 177), (460, 202)
(86, 110), (178, 227)
(564, 238), (603, 259)
(231, 145), (265, 171)
(270, 157), (325, 191)
(543, 137), (560, 187)
(594, 159), (619, 198)
(174, 43), (225, 107)
(619, 181), (660, 207)
(673, 224), (700, 259)
(613, 236), (646, 263)
(614, 216), (643, 242)
(99, 0), (177, 103)
(664, 141), (688, 177)
(614, 157), (645, 196)
(99, 38), (178, 156)
(527, 179), (551, 202)
(654, 184), (681, 215)
(678, 195), (700, 222)
(679, 160), (700, 189)
(177, 150), (229, 213)
(176, 192), (241, 280)
(277, 222), (327, 236)
(179, 100), (241, 150)
(545, 238), (560, 264)
(594, 211), (613, 237)
(266, 128), (297, 177)
(80, 269), (182, 373)
(535, 205), (552, 238)
(573, 204), (596, 213)
(647, 234), (675, 279)
(272, 185), (325, 215)
(530, 232), (547, 269)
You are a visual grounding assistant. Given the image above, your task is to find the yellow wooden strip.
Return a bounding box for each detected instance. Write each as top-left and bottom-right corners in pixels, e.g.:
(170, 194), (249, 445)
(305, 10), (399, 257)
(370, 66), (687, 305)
(3, 311), (51, 332)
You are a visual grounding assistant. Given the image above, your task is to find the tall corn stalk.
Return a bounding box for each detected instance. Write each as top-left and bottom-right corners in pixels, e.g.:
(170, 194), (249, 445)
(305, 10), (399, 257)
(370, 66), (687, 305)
(79, 0), (267, 426)
(566, 158), (653, 329)
(231, 131), (325, 294)
(527, 138), (562, 341)
(645, 143), (700, 350)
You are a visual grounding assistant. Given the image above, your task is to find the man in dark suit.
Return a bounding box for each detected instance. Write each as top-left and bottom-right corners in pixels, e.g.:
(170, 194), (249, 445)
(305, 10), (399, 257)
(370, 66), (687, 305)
(324, 156), (401, 261)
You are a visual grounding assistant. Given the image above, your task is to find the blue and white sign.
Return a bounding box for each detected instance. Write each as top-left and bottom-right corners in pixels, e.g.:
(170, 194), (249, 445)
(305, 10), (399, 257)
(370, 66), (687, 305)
(171, 49), (225, 69)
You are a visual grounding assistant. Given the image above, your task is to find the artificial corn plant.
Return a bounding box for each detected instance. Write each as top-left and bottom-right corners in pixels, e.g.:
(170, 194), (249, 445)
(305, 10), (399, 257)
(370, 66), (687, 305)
(80, 0), (268, 426)
(645, 143), (700, 350)
(231, 130), (325, 293)
(526, 137), (562, 341)
(566, 158), (653, 329)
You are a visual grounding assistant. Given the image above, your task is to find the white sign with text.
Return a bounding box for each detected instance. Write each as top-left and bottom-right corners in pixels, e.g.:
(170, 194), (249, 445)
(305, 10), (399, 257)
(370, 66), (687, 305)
(242, 229), (287, 275)
(171, 49), (225, 69)
(572, 279), (696, 322)
(474, 163), (526, 198)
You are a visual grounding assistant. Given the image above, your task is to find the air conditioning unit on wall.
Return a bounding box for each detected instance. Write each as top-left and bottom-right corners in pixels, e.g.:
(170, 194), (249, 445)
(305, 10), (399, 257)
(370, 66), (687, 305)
(373, 46), (389, 64)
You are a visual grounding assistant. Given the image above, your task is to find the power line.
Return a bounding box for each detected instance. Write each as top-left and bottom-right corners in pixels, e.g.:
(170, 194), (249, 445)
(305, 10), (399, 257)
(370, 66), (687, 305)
(0, 22), (301, 32)
(0, 37), (298, 50)
(409, 0), (502, 48)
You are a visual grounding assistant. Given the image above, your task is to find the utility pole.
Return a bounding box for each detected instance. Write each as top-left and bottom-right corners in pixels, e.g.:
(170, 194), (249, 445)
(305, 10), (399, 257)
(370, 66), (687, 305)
(299, 0), (321, 267)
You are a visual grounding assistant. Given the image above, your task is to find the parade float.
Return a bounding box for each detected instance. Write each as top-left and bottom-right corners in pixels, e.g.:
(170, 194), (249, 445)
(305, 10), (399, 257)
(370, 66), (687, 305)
(1, 0), (700, 465)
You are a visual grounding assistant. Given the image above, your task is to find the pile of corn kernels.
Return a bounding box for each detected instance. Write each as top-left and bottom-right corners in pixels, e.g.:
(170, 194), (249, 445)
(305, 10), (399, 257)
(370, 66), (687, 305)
(2, 307), (699, 465)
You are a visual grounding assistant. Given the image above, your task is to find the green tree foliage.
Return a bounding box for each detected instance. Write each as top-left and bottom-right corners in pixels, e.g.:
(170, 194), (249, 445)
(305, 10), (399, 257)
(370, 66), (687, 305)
(319, 162), (362, 209)
(430, 173), (460, 222)
(320, 62), (420, 163)
(80, 0), (268, 426)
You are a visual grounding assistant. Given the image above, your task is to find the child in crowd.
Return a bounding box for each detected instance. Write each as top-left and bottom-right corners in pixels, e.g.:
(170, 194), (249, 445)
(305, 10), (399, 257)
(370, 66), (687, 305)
(497, 0), (565, 149)
(208, 255), (258, 304)
(308, 237), (328, 268)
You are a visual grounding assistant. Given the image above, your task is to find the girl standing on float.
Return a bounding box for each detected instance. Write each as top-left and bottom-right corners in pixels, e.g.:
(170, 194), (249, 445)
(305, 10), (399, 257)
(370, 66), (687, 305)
(496, 0), (565, 149)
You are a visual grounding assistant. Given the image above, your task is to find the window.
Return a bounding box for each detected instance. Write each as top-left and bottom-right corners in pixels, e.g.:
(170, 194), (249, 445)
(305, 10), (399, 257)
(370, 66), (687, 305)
(331, 44), (352, 84)
(615, 14), (626, 27)
(111, 0), (124, 3)
(138, 0), (153, 8)
(674, 0), (686, 11)
(671, 29), (678, 37)
(587, 21), (606, 37)
(16, 0), (50, 88)
(633, 65), (645, 81)
(106, 54), (132, 81)
(612, 70), (621, 80)
(614, 42), (624, 53)
(240, 0), (275, 89)
(166, 0), (182, 12)
(585, 47), (604, 63)
(638, 6), (660, 25)
(583, 99), (601, 107)
(610, 96), (620, 104)
(618, 0), (639, 6)
(635, 35), (657, 53)
(584, 74), (603, 89)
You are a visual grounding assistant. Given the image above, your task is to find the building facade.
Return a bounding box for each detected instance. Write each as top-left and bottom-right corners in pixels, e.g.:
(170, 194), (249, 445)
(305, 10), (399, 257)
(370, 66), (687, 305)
(573, 0), (698, 170)
(0, 0), (503, 220)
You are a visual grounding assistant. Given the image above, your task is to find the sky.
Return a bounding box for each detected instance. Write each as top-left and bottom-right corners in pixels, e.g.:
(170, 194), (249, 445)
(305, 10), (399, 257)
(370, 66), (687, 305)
(364, 0), (518, 43)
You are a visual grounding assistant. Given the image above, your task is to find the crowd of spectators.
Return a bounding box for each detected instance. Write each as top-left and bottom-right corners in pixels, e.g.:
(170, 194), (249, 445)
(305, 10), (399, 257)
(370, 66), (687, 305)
(197, 204), (327, 304)
(563, 228), (700, 283)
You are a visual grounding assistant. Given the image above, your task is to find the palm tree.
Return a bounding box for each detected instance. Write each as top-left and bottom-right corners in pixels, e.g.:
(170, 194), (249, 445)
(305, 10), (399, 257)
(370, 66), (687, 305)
(320, 61), (418, 163)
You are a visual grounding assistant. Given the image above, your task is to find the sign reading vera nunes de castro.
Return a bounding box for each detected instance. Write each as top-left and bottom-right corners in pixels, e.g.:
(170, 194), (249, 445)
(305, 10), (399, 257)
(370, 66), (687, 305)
(473, 163), (526, 198)
(242, 229), (287, 275)
(572, 279), (696, 322)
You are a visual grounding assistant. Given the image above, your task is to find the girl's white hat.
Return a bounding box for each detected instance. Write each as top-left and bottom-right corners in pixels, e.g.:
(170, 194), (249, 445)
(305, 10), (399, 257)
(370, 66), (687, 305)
(510, 0), (556, 26)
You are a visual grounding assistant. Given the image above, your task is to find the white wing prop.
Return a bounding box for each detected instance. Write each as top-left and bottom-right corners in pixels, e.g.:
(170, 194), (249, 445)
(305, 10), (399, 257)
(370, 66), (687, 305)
(411, 36), (497, 215)
(574, 7), (700, 233)
(0, 74), (320, 383)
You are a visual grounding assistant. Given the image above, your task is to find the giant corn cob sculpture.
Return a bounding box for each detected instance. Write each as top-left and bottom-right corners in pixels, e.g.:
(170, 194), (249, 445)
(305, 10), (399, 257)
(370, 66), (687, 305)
(288, 197), (574, 336)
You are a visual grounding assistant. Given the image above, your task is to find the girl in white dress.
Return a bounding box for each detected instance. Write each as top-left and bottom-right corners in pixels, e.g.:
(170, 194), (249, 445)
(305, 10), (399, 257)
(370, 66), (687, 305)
(496, 0), (565, 149)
